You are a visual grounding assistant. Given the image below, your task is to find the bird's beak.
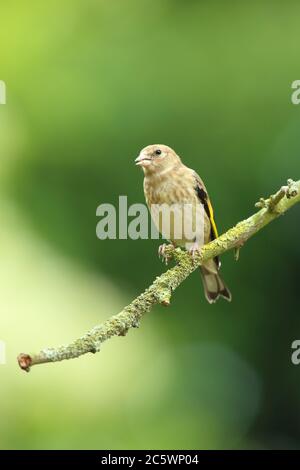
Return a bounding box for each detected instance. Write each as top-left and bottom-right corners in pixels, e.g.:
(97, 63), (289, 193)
(135, 153), (151, 167)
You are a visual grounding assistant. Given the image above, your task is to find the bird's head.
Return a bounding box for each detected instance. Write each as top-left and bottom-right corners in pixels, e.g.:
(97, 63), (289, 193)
(135, 144), (181, 175)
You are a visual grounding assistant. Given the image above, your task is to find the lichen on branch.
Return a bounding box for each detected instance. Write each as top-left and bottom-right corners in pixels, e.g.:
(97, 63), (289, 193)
(18, 179), (300, 372)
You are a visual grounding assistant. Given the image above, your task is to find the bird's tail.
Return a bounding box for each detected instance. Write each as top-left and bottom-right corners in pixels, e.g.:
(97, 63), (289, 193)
(200, 260), (232, 304)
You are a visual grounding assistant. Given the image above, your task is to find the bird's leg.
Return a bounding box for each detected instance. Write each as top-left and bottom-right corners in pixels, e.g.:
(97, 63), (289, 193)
(188, 240), (201, 259)
(158, 243), (167, 259)
(158, 242), (175, 265)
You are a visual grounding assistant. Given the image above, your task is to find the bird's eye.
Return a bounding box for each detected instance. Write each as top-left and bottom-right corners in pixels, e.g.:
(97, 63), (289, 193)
(155, 149), (162, 156)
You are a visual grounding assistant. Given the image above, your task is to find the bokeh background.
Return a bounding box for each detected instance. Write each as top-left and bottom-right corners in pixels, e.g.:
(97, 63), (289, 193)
(0, 0), (300, 450)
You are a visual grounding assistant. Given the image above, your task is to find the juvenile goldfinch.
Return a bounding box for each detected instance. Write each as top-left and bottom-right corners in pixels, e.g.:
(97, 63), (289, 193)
(135, 144), (231, 304)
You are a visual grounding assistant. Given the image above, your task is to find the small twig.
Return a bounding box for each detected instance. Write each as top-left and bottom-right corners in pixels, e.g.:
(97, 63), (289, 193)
(18, 179), (300, 372)
(234, 242), (244, 261)
(255, 179), (298, 212)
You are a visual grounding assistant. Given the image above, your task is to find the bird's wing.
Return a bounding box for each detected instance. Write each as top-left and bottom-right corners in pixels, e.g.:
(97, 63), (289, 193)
(193, 172), (220, 268)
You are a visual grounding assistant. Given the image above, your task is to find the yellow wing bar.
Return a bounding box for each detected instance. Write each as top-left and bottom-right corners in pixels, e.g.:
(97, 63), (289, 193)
(207, 198), (219, 240)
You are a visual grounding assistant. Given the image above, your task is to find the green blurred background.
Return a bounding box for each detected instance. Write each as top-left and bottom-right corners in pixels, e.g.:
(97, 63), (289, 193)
(0, 0), (300, 450)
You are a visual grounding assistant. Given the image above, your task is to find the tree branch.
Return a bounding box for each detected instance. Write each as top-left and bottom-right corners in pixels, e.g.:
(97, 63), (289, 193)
(17, 179), (300, 372)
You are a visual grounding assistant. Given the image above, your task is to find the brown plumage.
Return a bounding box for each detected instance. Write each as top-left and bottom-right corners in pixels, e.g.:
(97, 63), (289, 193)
(135, 144), (231, 303)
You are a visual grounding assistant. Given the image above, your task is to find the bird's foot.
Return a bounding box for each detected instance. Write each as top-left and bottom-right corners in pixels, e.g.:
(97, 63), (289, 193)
(188, 242), (200, 259)
(158, 243), (173, 264)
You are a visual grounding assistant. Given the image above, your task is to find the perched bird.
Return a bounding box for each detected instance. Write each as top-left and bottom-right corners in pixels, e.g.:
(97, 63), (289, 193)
(135, 144), (231, 303)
